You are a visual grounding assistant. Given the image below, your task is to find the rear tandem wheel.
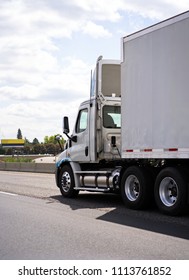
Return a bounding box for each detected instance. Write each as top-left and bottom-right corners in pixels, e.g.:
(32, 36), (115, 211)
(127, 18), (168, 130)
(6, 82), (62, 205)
(120, 166), (153, 210)
(154, 167), (188, 215)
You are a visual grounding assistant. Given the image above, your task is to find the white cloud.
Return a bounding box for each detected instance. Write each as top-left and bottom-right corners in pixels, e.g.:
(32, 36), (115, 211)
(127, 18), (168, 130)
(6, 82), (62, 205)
(71, 0), (188, 23)
(0, 99), (85, 141)
(119, 0), (189, 20)
(0, 56), (90, 101)
(0, 0), (188, 141)
(72, 0), (122, 21)
(82, 21), (112, 38)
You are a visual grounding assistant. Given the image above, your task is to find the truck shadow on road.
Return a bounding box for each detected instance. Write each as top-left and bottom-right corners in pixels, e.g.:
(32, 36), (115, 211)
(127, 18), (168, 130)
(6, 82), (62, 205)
(50, 193), (189, 240)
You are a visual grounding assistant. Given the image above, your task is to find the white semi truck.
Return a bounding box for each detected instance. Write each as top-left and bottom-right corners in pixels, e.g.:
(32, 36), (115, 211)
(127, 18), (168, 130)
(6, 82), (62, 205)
(55, 11), (189, 215)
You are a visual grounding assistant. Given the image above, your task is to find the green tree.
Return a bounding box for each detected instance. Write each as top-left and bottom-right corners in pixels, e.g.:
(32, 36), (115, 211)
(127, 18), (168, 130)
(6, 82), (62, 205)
(32, 138), (39, 145)
(32, 144), (46, 154)
(45, 143), (56, 154)
(24, 137), (30, 144)
(17, 128), (23, 139)
(0, 144), (5, 155)
(43, 136), (49, 144)
(44, 135), (55, 144)
(44, 135), (65, 145)
(23, 145), (31, 155)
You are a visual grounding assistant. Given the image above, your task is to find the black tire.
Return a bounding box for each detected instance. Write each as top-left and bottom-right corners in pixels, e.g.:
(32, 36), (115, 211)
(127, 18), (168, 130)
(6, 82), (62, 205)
(154, 167), (187, 215)
(120, 166), (153, 210)
(58, 165), (79, 198)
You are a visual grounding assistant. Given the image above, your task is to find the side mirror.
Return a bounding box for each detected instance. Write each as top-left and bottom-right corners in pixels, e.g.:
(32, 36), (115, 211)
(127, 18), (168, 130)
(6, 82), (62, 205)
(63, 116), (77, 143)
(63, 116), (70, 134)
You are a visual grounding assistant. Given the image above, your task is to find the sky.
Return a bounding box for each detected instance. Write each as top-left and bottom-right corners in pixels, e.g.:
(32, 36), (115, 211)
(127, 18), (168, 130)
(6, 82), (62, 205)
(0, 0), (188, 142)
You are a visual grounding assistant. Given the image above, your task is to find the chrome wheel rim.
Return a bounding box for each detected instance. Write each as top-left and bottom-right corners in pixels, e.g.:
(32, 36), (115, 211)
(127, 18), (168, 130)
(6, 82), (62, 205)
(61, 171), (71, 193)
(159, 177), (178, 207)
(125, 175), (140, 201)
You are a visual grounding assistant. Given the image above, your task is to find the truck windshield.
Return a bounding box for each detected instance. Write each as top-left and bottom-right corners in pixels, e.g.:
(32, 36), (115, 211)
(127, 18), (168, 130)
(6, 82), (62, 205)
(103, 105), (121, 128)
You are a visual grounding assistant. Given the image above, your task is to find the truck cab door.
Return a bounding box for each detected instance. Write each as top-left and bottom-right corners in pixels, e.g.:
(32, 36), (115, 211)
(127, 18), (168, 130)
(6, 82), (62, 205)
(69, 103), (90, 162)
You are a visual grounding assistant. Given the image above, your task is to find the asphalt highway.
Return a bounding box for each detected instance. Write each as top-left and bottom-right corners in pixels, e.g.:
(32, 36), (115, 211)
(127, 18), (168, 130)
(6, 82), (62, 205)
(0, 171), (189, 260)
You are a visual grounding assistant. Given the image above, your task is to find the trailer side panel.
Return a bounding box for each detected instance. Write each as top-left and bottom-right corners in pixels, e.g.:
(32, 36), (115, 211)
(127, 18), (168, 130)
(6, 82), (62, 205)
(121, 12), (189, 158)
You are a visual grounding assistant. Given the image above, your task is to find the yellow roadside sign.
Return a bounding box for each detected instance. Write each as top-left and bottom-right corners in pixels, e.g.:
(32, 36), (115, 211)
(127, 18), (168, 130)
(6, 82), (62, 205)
(1, 139), (25, 147)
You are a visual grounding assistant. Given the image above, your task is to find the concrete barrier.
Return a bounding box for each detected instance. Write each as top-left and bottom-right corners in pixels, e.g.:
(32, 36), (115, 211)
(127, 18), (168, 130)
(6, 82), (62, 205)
(0, 162), (6, 171)
(2, 162), (21, 172)
(20, 162), (36, 173)
(0, 162), (55, 173)
(35, 163), (55, 173)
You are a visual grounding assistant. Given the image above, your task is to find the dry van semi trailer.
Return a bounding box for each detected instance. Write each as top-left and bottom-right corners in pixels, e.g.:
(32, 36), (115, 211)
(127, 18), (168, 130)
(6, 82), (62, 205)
(55, 11), (189, 215)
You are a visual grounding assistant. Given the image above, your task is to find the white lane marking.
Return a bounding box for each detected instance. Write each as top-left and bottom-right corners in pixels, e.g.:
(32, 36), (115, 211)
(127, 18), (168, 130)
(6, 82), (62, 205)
(0, 191), (18, 196)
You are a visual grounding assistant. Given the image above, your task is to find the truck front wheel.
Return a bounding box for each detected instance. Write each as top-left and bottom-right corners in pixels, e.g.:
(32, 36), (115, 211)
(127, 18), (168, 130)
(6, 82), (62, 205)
(59, 165), (79, 198)
(154, 167), (187, 215)
(121, 166), (153, 210)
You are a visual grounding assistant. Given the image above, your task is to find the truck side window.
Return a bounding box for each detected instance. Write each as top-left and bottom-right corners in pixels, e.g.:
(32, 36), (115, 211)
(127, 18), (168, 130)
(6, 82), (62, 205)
(103, 105), (121, 128)
(76, 109), (88, 133)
